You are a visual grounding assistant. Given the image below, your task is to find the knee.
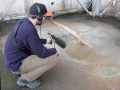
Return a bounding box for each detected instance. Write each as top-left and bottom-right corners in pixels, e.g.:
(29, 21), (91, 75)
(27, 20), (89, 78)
(53, 59), (58, 66)
(48, 58), (58, 67)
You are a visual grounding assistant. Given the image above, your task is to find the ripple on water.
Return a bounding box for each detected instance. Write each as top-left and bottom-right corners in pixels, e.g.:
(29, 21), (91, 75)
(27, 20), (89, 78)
(94, 65), (120, 77)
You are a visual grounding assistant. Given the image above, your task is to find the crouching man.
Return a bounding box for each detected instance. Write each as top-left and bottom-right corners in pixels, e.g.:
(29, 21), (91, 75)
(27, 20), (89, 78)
(4, 3), (60, 88)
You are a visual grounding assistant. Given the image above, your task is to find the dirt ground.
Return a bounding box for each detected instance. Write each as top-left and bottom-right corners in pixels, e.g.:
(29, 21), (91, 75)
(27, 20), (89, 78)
(0, 13), (120, 90)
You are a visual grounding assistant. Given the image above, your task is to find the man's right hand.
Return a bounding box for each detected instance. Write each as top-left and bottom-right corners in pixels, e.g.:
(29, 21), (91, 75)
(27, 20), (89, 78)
(55, 48), (60, 57)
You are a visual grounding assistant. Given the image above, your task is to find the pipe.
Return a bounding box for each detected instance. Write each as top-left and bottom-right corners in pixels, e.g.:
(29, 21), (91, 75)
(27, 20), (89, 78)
(50, 12), (92, 48)
(1, 0), (33, 22)
(0, 0), (92, 23)
(2, 16), (27, 23)
(1, 0), (16, 22)
(50, 1), (93, 47)
(77, 0), (93, 16)
(86, 0), (92, 10)
(100, 0), (114, 17)
(86, 0), (92, 12)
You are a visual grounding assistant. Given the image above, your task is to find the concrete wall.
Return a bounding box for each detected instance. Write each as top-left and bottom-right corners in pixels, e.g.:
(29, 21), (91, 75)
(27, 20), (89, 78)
(0, 0), (89, 19)
(0, 0), (120, 19)
(100, 0), (120, 19)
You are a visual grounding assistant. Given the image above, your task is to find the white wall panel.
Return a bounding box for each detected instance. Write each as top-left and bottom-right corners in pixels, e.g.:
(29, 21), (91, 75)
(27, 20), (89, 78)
(72, 0), (90, 10)
(0, 0), (120, 19)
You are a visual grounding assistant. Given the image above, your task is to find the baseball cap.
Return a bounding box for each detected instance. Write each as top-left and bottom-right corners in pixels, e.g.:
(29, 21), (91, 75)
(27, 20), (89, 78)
(30, 3), (52, 16)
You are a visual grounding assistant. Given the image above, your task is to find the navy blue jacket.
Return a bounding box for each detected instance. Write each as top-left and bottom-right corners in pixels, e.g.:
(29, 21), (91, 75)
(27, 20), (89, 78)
(4, 18), (56, 72)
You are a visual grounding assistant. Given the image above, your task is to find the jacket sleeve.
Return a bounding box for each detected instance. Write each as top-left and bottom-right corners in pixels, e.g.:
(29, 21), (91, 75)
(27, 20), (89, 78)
(23, 33), (56, 58)
(40, 39), (47, 44)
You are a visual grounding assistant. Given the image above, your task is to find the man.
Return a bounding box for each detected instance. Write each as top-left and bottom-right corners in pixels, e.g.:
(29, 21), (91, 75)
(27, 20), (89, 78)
(4, 3), (60, 88)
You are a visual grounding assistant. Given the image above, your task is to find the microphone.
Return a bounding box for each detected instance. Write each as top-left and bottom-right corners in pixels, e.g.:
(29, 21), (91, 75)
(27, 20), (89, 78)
(48, 33), (66, 48)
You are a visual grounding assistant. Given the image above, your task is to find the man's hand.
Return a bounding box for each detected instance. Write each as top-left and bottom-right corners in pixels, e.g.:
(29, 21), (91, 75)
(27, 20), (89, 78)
(47, 38), (53, 44)
(55, 48), (60, 57)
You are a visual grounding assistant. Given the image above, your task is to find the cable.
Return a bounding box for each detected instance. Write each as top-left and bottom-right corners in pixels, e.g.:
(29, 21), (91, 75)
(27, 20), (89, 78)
(39, 25), (42, 38)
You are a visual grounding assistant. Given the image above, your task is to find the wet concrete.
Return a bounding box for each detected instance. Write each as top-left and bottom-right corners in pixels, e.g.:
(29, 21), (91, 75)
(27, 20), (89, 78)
(0, 13), (120, 90)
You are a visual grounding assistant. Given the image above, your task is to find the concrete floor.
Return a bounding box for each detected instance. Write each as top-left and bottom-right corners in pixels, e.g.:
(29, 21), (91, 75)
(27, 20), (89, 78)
(0, 13), (120, 90)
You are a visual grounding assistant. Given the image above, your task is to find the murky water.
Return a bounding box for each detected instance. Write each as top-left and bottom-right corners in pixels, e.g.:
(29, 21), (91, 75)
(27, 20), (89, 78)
(1, 14), (120, 90)
(58, 14), (120, 89)
(94, 66), (120, 77)
(1, 14), (120, 77)
(56, 14), (120, 79)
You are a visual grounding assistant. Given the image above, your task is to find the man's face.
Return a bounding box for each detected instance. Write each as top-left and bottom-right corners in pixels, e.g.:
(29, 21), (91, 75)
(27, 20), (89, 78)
(36, 20), (43, 26)
(36, 16), (46, 26)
